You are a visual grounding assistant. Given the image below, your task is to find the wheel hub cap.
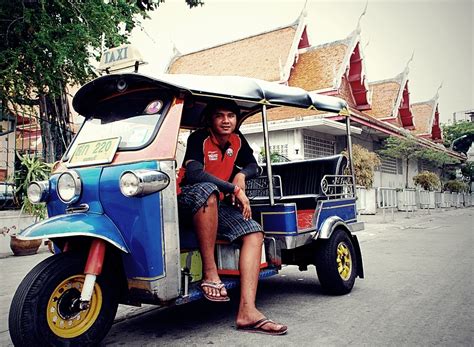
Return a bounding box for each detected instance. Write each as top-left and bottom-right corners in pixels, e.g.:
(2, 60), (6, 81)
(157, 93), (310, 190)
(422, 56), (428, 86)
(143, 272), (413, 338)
(46, 275), (102, 338)
(336, 242), (352, 280)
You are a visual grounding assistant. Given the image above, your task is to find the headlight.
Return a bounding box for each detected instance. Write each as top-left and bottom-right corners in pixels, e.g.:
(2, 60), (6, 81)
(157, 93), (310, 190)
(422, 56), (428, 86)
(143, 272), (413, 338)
(120, 170), (170, 197)
(57, 171), (82, 204)
(27, 181), (50, 204)
(120, 172), (140, 197)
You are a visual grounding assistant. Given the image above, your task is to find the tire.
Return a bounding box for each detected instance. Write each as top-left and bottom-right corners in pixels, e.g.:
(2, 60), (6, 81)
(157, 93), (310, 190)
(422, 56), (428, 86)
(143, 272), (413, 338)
(315, 228), (357, 295)
(9, 251), (119, 346)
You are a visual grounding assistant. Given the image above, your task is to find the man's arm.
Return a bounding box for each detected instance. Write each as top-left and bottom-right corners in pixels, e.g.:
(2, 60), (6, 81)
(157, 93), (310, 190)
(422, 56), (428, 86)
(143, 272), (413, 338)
(185, 160), (236, 193)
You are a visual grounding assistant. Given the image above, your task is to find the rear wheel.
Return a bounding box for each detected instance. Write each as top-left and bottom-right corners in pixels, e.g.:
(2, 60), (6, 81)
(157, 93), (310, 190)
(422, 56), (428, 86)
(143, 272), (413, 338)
(9, 251), (119, 346)
(315, 229), (357, 295)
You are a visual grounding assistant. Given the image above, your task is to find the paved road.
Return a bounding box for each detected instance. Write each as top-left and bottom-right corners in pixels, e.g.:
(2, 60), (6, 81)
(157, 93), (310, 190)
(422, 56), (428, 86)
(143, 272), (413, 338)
(1, 208), (472, 346)
(104, 208), (473, 346)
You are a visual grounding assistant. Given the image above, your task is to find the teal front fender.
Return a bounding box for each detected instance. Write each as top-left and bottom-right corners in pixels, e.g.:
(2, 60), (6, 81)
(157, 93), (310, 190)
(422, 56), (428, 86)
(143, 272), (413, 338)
(17, 213), (130, 253)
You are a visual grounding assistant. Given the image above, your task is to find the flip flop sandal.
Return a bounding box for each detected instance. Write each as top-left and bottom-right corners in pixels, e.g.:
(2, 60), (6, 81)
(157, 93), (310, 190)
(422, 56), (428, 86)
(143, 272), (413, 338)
(236, 318), (288, 335)
(200, 281), (230, 302)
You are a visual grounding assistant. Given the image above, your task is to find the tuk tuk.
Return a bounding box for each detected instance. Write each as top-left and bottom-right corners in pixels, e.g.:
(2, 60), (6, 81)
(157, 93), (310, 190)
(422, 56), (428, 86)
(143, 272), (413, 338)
(9, 72), (364, 345)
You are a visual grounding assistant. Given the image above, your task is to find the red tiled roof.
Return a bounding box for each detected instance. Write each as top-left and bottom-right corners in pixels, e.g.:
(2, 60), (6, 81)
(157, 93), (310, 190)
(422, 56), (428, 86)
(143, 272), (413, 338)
(243, 106), (324, 125)
(365, 80), (401, 119)
(288, 42), (348, 91)
(411, 101), (435, 135)
(167, 26), (298, 81)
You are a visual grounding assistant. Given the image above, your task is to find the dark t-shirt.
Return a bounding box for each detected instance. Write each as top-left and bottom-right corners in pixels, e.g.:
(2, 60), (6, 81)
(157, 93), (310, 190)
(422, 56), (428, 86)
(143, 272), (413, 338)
(177, 128), (257, 192)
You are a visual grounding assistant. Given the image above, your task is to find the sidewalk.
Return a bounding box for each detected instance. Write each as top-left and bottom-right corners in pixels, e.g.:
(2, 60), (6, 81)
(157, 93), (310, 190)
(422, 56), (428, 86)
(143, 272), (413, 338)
(0, 207), (470, 345)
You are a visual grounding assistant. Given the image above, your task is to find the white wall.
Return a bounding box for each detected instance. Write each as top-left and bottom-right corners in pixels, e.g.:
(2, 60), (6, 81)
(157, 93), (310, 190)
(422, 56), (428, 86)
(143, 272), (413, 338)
(374, 159), (420, 189)
(245, 129), (304, 161)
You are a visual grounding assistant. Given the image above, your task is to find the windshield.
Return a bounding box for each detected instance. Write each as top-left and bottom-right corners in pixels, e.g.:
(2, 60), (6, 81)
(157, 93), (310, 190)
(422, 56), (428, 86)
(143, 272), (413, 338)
(65, 91), (171, 161)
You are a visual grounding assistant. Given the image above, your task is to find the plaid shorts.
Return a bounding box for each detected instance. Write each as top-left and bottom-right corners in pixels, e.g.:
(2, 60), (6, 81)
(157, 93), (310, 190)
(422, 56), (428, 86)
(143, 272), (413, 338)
(178, 182), (263, 243)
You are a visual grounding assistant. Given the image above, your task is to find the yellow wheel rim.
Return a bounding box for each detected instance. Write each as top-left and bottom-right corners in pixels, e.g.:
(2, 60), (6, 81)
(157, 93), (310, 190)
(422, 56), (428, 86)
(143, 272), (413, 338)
(336, 242), (352, 280)
(46, 275), (102, 338)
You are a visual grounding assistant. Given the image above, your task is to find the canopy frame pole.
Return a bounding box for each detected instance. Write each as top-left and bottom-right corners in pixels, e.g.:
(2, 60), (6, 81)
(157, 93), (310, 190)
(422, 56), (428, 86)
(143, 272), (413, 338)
(261, 104), (275, 206)
(345, 114), (357, 199)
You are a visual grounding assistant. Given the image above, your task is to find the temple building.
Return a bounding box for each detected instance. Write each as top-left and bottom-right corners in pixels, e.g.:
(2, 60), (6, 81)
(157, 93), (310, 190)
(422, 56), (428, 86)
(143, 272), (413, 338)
(167, 9), (464, 190)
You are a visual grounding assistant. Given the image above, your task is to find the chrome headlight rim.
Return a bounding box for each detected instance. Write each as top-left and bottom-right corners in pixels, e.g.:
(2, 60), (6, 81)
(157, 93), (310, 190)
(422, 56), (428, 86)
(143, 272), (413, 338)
(119, 169), (170, 197)
(119, 171), (142, 197)
(27, 180), (50, 204)
(57, 170), (82, 204)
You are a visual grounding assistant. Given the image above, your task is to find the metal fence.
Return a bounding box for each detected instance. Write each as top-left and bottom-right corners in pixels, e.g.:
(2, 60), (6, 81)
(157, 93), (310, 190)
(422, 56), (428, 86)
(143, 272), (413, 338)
(0, 100), (74, 209)
(377, 187), (397, 221)
(354, 186), (473, 220)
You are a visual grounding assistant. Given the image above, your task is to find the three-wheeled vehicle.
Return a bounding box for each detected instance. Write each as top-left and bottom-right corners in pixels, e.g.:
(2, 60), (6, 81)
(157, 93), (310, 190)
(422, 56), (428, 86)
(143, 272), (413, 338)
(9, 72), (364, 345)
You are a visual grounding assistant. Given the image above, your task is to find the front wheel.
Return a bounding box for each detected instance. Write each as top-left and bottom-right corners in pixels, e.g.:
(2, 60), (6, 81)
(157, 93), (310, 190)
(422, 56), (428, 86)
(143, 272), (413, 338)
(315, 229), (358, 295)
(9, 251), (119, 346)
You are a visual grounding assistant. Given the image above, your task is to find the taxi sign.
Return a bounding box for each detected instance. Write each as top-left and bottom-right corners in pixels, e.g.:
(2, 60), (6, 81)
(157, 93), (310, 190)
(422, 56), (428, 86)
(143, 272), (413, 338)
(67, 137), (121, 167)
(98, 45), (145, 73)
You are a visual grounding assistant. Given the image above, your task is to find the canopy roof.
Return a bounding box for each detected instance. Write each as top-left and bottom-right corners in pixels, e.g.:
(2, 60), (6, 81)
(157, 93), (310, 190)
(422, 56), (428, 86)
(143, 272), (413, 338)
(73, 73), (348, 128)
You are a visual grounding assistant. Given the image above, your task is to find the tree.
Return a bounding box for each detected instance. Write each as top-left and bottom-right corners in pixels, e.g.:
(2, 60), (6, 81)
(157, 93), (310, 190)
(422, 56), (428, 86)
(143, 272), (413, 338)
(461, 162), (474, 187)
(1, 0), (202, 161)
(442, 121), (474, 148)
(417, 147), (459, 181)
(378, 136), (422, 188)
(342, 144), (381, 189)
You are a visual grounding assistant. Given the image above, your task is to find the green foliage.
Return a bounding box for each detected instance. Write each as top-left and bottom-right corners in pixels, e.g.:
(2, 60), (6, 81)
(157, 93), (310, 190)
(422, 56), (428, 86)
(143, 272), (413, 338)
(342, 144), (381, 189)
(412, 171), (440, 191)
(2, 1), (168, 101)
(378, 136), (422, 188)
(14, 154), (52, 220)
(378, 136), (421, 160)
(1, 0), (202, 161)
(443, 180), (469, 193)
(259, 148), (289, 163)
(442, 121), (474, 147)
(418, 147), (459, 167)
(461, 162), (474, 183)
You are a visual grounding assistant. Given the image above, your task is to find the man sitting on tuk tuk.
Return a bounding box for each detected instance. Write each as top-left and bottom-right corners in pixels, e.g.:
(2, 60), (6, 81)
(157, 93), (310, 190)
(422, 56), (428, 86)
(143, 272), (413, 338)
(177, 100), (288, 335)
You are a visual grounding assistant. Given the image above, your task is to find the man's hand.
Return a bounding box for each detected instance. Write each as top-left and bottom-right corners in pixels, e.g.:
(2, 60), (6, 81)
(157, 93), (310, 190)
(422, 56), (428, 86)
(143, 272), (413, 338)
(234, 188), (252, 220)
(232, 173), (246, 191)
(231, 173), (246, 206)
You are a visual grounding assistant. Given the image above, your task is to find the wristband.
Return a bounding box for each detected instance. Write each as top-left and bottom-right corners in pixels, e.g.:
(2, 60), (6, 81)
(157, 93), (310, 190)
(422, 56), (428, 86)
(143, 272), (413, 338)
(233, 185), (241, 195)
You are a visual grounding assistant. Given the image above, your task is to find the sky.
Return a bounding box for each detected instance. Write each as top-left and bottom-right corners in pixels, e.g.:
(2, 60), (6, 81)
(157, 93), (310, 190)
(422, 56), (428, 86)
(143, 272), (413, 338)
(130, 0), (473, 125)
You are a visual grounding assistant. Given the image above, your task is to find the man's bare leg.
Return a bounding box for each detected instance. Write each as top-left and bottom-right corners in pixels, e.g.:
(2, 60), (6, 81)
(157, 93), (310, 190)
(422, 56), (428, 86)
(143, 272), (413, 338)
(193, 193), (227, 298)
(236, 232), (286, 332)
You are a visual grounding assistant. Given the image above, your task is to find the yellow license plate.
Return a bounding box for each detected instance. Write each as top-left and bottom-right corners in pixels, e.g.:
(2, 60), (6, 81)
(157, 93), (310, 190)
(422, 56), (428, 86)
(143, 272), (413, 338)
(68, 137), (121, 167)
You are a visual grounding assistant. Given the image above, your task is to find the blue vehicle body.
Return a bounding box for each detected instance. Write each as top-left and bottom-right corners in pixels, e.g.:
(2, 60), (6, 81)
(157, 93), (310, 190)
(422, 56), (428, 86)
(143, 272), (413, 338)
(20, 160), (167, 280)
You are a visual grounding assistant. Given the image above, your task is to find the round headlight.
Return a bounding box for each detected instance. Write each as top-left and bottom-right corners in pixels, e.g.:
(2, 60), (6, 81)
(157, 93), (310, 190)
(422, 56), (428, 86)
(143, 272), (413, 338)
(120, 172), (140, 197)
(57, 171), (82, 204)
(120, 170), (169, 197)
(27, 181), (49, 204)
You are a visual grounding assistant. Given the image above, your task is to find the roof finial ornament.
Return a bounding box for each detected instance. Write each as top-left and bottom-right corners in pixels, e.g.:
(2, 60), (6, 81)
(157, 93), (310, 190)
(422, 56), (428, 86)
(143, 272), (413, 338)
(300, 0), (309, 19)
(404, 50), (415, 74)
(407, 50), (415, 67)
(435, 82), (443, 100)
(171, 40), (181, 57)
(364, 37), (370, 50)
(356, 0), (368, 34)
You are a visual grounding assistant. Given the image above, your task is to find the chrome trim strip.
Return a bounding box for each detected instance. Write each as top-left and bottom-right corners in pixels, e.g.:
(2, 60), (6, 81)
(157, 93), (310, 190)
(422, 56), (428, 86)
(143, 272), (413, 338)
(132, 274), (166, 281)
(149, 160), (181, 301)
(16, 231), (128, 253)
(321, 203), (356, 210)
(66, 203), (90, 214)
